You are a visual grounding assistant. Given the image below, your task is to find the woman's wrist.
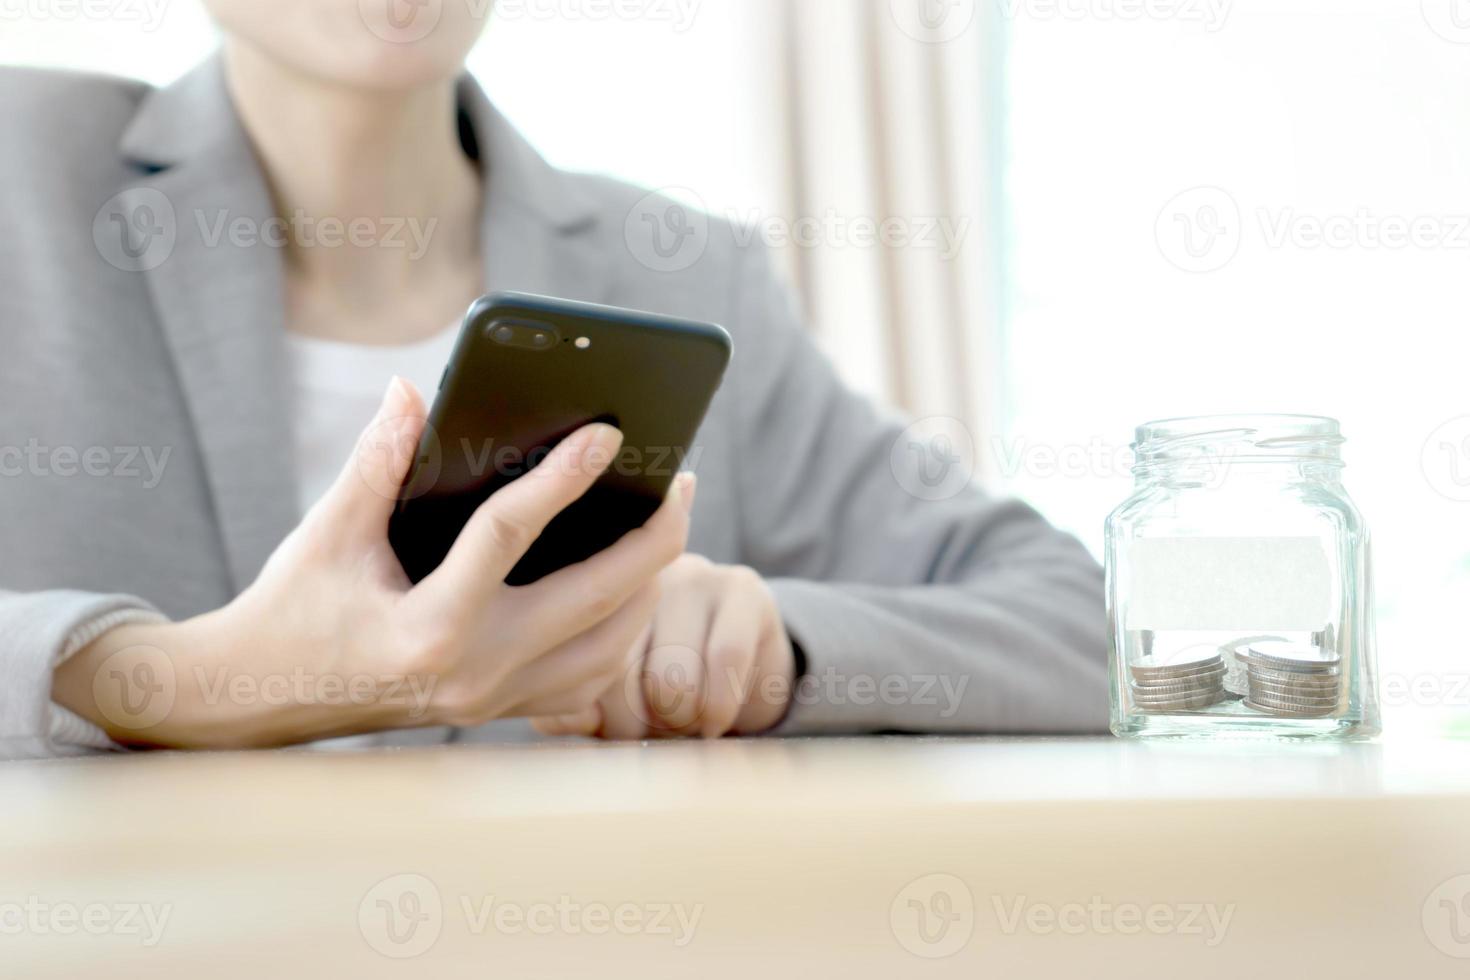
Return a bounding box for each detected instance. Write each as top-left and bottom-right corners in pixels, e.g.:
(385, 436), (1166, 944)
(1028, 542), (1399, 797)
(54, 615), (209, 748)
(51, 607), (420, 750)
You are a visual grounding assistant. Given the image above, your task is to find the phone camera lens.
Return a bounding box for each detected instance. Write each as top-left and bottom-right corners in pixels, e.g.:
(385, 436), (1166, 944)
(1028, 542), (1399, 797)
(494, 326), (514, 343)
(532, 332), (549, 347)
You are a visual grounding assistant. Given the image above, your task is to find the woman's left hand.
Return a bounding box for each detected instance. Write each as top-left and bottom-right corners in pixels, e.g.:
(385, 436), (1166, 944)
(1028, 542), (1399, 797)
(533, 555), (796, 739)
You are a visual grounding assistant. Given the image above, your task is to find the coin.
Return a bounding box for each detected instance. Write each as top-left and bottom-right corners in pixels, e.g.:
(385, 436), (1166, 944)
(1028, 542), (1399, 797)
(1132, 690), (1226, 710)
(1249, 686), (1341, 706)
(1242, 642), (1341, 673)
(1132, 687), (1223, 702)
(1244, 669), (1339, 688)
(1247, 657), (1339, 676)
(1130, 652), (1226, 682)
(1133, 662), (1226, 683)
(1245, 664), (1340, 686)
(1134, 646), (1221, 669)
(1132, 689), (1224, 706)
(1131, 684), (1223, 702)
(1137, 697), (1226, 713)
(1248, 692), (1340, 710)
(1248, 687), (1339, 706)
(1130, 672), (1225, 694)
(1246, 678), (1340, 702)
(1248, 678), (1340, 700)
(1249, 695), (1339, 712)
(1131, 675), (1225, 694)
(1244, 698), (1337, 717)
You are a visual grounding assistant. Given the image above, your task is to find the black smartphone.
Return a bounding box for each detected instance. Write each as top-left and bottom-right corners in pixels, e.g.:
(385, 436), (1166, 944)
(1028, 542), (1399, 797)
(388, 292), (732, 586)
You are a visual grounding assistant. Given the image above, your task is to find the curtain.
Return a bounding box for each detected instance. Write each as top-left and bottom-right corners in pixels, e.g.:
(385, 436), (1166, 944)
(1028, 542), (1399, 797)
(739, 0), (1002, 474)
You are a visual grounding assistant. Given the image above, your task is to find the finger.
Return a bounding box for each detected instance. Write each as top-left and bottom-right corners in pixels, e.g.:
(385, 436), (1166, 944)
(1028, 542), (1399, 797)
(698, 583), (767, 739)
(318, 376), (427, 536)
(733, 629), (797, 736)
(507, 582), (660, 719)
(425, 423), (624, 598)
(531, 705), (602, 738)
(595, 624), (656, 741)
(641, 592), (711, 735)
(515, 472), (694, 644)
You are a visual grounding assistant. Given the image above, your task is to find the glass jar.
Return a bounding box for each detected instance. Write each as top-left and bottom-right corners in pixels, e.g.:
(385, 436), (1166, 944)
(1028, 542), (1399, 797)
(1106, 415), (1380, 740)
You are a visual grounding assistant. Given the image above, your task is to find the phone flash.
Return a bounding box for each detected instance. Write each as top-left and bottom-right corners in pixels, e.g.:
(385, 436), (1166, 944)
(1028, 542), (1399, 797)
(575, 337), (592, 349)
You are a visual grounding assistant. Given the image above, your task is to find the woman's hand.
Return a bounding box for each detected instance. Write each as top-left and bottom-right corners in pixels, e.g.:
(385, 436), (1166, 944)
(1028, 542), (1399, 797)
(533, 555), (796, 740)
(52, 377), (693, 749)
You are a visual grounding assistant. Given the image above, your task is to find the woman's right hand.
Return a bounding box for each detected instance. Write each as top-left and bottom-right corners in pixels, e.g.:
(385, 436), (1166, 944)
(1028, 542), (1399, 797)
(52, 377), (693, 749)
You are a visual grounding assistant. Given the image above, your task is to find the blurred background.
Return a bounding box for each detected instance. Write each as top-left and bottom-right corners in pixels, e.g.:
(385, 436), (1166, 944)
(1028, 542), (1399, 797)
(5, 0), (1467, 735)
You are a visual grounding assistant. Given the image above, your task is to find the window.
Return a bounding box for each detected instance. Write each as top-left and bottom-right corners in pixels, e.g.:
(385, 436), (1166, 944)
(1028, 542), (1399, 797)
(1002, 0), (1470, 733)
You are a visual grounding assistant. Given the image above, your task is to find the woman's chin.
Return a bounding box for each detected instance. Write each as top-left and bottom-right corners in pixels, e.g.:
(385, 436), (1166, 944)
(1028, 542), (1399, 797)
(340, 48), (470, 91)
(209, 0), (487, 93)
(285, 38), (476, 93)
(349, 0), (488, 76)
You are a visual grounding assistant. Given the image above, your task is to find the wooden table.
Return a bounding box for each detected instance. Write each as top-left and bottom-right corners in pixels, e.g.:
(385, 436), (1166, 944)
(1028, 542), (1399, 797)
(4, 736), (1470, 978)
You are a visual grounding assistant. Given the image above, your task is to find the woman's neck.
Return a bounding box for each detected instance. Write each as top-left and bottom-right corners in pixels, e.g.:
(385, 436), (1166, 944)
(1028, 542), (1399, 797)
(222, 41), (483, 320)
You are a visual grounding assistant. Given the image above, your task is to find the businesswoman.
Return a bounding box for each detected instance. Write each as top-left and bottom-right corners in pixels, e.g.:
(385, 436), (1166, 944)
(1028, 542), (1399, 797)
(0, 0), (1105, 757)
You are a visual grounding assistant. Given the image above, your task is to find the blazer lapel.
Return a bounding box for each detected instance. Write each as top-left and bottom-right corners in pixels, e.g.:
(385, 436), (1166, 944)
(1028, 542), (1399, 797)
(118, 60), (298, 593)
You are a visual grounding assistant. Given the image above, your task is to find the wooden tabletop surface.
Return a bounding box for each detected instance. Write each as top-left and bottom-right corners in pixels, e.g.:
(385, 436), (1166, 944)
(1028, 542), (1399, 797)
(5, 736), (1470, 978)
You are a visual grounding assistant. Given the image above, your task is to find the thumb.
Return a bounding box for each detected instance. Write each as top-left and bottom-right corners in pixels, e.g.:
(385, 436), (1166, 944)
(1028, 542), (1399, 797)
(318, 376), (429, 536)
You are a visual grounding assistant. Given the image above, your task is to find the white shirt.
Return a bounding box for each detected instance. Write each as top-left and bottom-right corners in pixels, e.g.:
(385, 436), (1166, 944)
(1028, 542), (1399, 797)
(284, 325), (460, 517)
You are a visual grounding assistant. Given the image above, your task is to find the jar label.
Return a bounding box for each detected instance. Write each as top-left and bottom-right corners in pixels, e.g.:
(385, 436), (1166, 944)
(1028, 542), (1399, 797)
(1125, 536), (1333, 631)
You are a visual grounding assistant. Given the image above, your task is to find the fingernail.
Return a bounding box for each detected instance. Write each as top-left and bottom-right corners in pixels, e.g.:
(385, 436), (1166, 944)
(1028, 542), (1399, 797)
(378, 375), (406, 415)
(676, 472), (698, 515)
(578, 424), (625, 470)
(366, 378), (396, 430)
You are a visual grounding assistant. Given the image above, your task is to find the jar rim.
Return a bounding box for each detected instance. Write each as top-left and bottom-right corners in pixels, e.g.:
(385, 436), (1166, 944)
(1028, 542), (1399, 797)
(1136, 413), (1340, 439)
(1133, 413), (1345, 472)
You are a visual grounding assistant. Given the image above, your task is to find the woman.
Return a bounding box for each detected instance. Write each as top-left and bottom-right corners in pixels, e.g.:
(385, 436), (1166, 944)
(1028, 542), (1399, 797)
(0, 0), (1105, 757)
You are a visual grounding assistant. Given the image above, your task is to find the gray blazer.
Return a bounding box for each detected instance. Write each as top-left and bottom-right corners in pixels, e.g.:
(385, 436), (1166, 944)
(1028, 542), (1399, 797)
(0, 58), (1107, 759)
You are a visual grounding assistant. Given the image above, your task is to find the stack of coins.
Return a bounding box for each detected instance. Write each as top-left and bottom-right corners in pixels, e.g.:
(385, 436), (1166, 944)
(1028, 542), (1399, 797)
(1129, 649), (1227, 712)
(1240, 641), (1341, 717)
